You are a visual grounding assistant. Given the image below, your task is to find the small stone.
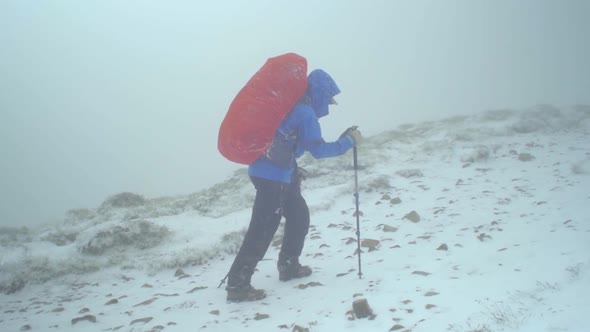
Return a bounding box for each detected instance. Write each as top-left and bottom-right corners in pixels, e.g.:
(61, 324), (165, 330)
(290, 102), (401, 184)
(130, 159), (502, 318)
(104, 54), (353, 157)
(254, 313), (269, 320)
(425, 304), (437, 309)
(20, 325), (32, 331)
(390, 197), (402, 205)
(477, 233), (492, 242)
(389, 324), (405, 331)
(292, 325), (309, 332)
(295, 282), (323, 289)
(361, 239), (380, 251)
(518, 153), (535, 162)
(412, 271), (430, 276)
(187, 286), (207, 294)
(383, 225), (398, 232)
(209, 310), (220, 315)
(130, 317), (153, 325)
(105, 299), (118, 305)
(174, 269), (185, 277)
(71, 314), (97, 325)
(425, 291), (439, 297)
(133, 298), (157, 307)
(437, 243), (448, 251)
(403, 211), (421, 223)
(352, 298), (373, 319)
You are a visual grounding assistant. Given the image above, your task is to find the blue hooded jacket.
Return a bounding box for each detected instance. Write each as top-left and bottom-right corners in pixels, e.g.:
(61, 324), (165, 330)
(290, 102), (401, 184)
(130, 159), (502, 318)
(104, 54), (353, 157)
(248, 69), (354, 183)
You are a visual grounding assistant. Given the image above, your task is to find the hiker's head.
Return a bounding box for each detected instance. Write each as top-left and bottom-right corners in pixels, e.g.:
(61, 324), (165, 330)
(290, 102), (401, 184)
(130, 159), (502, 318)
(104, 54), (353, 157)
(304, 69), (341, 118)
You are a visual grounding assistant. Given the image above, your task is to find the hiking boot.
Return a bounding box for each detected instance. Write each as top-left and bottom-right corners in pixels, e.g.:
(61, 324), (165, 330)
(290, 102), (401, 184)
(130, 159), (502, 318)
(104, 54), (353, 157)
(226, 285), (266, 303)
(278, 256), (312, 281)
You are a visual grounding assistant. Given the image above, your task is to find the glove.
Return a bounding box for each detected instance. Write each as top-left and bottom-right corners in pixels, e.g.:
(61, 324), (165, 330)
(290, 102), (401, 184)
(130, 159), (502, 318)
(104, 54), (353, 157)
(340, 126), (362, 146)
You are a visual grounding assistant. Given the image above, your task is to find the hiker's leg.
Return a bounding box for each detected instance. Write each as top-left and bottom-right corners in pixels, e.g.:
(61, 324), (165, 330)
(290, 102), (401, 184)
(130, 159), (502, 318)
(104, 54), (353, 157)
(227, 177), (285, 288)
(280, 181), (310, 260)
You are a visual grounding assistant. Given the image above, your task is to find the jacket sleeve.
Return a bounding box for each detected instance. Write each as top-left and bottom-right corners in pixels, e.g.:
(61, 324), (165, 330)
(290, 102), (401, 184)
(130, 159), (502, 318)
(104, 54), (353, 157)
(297, 109), (354, 159)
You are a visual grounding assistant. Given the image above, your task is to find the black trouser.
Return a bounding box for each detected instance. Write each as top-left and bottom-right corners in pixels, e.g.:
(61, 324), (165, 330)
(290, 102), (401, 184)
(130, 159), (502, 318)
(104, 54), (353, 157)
(227, 175), (310, 288)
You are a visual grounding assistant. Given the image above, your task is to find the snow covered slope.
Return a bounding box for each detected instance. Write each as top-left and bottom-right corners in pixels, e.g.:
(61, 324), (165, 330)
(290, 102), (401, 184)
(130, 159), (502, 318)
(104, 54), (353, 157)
(1, 105), (589, 332)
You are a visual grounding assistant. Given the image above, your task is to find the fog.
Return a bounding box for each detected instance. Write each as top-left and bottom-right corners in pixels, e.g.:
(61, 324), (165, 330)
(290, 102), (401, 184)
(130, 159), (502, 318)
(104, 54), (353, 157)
(1, 0), (589, 227)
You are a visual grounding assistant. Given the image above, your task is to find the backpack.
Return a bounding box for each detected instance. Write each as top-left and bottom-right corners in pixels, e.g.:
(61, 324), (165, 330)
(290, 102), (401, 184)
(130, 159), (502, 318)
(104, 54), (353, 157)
(218, 53), (308, 165)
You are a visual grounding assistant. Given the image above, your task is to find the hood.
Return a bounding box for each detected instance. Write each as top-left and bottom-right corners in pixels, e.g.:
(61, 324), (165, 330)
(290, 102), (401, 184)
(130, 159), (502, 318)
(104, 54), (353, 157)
(303, 69), (341, 118)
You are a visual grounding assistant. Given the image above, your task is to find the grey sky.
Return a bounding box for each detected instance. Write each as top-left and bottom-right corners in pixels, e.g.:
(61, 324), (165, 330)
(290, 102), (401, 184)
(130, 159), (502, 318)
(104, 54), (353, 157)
(1, 1), (589, 226)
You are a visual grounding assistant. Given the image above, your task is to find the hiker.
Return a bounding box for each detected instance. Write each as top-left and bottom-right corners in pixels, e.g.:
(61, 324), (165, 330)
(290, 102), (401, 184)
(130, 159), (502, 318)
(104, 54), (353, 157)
(226, 69), (362, 302)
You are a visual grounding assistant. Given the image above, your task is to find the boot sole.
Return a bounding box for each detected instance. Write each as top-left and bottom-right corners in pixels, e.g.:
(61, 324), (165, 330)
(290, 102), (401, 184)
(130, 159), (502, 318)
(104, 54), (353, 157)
(226, 292), (266, 303)
(279, 272), (312, 282)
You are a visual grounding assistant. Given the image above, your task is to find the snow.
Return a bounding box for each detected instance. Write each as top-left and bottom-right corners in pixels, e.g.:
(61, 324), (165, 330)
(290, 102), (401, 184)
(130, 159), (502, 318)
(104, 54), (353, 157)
(1, 105), (589, 332)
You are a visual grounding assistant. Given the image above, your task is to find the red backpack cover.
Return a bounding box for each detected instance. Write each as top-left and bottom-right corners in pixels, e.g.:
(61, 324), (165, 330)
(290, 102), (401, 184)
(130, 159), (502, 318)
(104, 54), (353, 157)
(218, 53), (308, 164)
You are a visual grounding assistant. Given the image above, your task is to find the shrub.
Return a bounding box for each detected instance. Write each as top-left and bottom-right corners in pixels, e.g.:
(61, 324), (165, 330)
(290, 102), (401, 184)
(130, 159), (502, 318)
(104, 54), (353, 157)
(0, 226), (32, 246)
(396, 169), (424, 178)
(461, 145), (491, 163)
(65, 208), (97, 223)
(479, 109), (515, 122)
(99, 192), (147, 211)
(364, 175), (391, 192)
(77, 220), (170, 255)
(41, 230), (77, 246)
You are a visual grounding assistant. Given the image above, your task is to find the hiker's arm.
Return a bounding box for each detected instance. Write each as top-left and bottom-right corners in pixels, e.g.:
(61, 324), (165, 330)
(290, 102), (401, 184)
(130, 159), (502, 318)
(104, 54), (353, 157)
(299, 116), (353, 159)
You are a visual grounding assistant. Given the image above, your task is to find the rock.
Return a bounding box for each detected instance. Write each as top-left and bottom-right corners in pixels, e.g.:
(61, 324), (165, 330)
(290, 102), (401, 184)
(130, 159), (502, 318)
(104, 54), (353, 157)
(383, 225), (398, 232)
(381, 194), (392, 200)
(209, 310), (220, 315)
(71, 315), (97, 325)
(425, 304), (437, 309)
(518, 153), (535, 162)
(352, 298), (373, 318)
(174, 268), (187, 277)
(437, 243), (448, 251)
(187, 286), (207, 293)
(292, 325), (309, 332)
(105, 299), (118, 305)
(389, 324), (405, 331)
(20, 325), (32, 331)
(477, 233), (492, 242)
(130, 317), (153, 325)
(424, 291), (439, 296)
(390, 197), (402, 205)
(412, 271), (430, 276)
(345, 237), (357, 245)
(295, 282), (323, 289)
(361, 238), (380, 251)
(403, 211), (421, 223)
(133, 298), (157, 307)
(254, 313), (269, 320)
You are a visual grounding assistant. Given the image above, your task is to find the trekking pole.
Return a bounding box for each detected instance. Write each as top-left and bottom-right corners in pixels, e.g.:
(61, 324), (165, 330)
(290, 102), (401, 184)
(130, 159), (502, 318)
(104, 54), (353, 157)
(353, 145), (363, 279)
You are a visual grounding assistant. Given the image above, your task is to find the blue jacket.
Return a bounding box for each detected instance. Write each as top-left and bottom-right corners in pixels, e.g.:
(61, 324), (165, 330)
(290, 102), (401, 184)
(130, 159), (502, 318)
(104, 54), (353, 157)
(249, 69), (354, 183)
